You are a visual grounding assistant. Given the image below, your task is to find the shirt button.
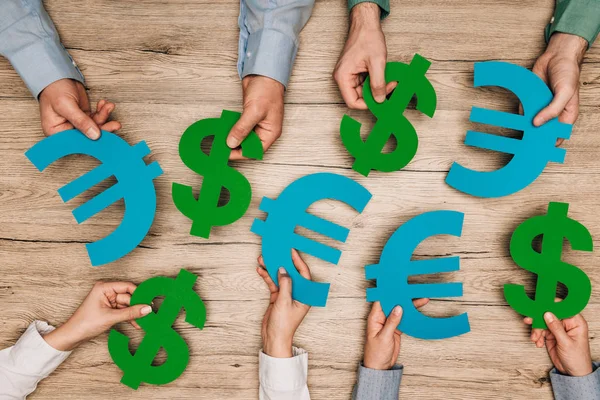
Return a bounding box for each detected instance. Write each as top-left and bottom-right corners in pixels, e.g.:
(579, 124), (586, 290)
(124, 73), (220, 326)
(246, 51), (252, 58)
(550, 17), (555, 23)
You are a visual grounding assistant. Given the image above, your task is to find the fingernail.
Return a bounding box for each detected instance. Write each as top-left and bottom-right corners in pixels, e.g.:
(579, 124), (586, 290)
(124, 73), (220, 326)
(375, 95), (385, 103)
(393, 306), (402, 316)
(544, 312), (554, 323)
(87, 127), (100, 140)
(141, 306), (152, 316)
(226, 136), (240, 149)
(278, 267), (288, 276)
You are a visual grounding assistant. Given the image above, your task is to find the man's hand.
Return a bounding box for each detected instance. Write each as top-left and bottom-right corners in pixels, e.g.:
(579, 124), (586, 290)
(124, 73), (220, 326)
(257, 250), (311, 358)
(363, 299), (429, 370)
(532, 33), (588, 143)
(39, 78), (121, 140)
(227, 75), (285, 160)
(333, 2), (394, 110)
(43, 281), (152, 351)
(524, 312), (593, 377)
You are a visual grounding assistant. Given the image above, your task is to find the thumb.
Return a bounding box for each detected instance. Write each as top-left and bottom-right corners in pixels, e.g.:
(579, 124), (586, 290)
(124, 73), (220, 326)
(533, 86), (574, 126)
(110, 304), (152, 325)
(368, 57), (387, 103)
(544, 312), (570, 345)
(276, 267), (292, 304)
(380, 305), (403, 337)
(227, 108), (264, 148)
(54, 98), (101, 140)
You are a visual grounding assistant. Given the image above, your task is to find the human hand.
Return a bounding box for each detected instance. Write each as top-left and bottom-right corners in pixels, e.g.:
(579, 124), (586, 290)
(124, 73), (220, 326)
(227, 75), (285, 159)
(532, 33), (588, 144)
(524, 312), (593, 377)
(39, 78), (121, 140)
(256, 250), (311, 358)
(363, 299), (429, 370)
(43, 281), (152, 351)
(333, 2), (395, 110)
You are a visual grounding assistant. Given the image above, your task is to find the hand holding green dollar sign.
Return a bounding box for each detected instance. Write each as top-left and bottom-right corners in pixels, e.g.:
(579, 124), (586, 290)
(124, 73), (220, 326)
(173, 110), (264, 238)
(504, 202), (593, 329)
(108, 269), (206, 389)
(340, 54), (437, 177)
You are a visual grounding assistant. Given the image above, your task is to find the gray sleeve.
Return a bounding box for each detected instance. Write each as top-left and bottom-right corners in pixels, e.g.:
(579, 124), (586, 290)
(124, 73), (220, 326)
(550, 361), (600, 400)
(0, 0), (84, 98)
(352, 363), (403, 400)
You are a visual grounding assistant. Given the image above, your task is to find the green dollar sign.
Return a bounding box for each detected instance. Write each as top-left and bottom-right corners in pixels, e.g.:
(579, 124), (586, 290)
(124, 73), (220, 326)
(504, 202), (593, 329)
(172, 110), (263, 238)
(108, 269), (206, 389)
(340, 54), (437, 177)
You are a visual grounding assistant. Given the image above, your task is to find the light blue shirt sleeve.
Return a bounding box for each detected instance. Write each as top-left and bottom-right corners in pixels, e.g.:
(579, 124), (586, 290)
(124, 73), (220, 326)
(237, 0), (315, 88)
(550, 361), (600, 400)
(352, 363), (403, 400)
(0, 0), (84, 98)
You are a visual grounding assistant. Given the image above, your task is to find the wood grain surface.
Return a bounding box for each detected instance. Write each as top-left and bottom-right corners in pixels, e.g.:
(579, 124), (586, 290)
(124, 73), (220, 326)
(0, 0), (599, 399)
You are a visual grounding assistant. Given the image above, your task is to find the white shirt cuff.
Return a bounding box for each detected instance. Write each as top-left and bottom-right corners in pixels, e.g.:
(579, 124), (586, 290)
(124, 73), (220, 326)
(259, 346), (308, 392)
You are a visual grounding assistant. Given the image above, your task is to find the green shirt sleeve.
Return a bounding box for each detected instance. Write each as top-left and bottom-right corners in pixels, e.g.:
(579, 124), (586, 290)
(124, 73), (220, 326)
(545, 0), (600, 47)
(348, 0), (390, 19)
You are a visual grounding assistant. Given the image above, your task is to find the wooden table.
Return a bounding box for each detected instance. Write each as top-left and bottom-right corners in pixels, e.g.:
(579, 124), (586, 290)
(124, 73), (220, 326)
(0, 0), (598, 398)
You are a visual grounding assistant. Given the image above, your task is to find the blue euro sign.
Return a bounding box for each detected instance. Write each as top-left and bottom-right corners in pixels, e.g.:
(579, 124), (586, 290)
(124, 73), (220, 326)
(446, 61), (572, 198)
(251, 173), (372, 307)
(25, 130), (163, 266)
(365, 210), (470, 340)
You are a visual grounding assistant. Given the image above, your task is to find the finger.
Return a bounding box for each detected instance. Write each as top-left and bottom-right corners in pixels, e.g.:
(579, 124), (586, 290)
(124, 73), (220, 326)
(380, 305), (403, 337)
(536, 331), (546, 348)
(228, 148), (248, 161)
(544, 312), (570, 345)
(533, 87), (575, 126)
(110, 304), (153, 325)
(130, 320), (142, 330)
(115, 293), (131, 307)
(412, 298), (429, 309)
(523, 317), (533, 325)
(92, 101), (114, 125)
(558, 89), (579, 125)
(531, 328), (544, 343)
(275, 267), (292, 304)
(227, 108), (264, 149)
(386, 81), (397, 96)
(291, 249), (311, 280)
(54, 98), (101, 140)
(256, 266), (278, 294)
(105, 282), (137, 295)
(367, 57), (387, 103)
(335, 73), (368, 110)
(368, 301), (384, 322)
(97, 99), (106, 111)
(100, 120), (122, 132)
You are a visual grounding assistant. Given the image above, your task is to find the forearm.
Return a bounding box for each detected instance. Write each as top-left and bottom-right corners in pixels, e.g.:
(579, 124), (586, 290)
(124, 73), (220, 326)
(0, 0), (84, 98)
(545, 0), (600, 47)
(550, 362), (600, 400)
(0, 321), (72, 399)
(348, 0), (390, 19)
(237, 0), (315, 87)
(352, 363), (403, 400)
(258, 347), (310, 400)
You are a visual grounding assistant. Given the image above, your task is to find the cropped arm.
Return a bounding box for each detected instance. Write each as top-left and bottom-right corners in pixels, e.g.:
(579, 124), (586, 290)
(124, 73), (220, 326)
(544, 0), (600, 47)
(352, 363), (403, 400)
(258, 347), (310, 399)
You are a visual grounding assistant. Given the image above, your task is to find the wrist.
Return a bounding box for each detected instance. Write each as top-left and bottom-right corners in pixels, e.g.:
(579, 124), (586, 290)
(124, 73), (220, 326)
(569, 364), (594, 377)
(263, 337), (294, 358)
(43, 323), (81, 352)
(546, 33), (587, 63)
(363, 359), (390, 370)
(350, 2), (381, 29)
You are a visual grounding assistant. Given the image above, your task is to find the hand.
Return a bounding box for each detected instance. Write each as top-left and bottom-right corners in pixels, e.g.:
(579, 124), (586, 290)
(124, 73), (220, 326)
(227, 75), (285, 159)
(363, 299), (429, 370)
(524, 312), (593, 377)
(333, 2), (395, 109)
(256, 250), (311, 358)
(43, 281), (152, 351)
(532, 33), (588, 144)
(39, 78), (121, 140)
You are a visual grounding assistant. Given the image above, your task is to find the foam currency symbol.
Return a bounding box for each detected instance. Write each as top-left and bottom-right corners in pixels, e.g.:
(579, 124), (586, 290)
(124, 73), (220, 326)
(365, 210), (470, 340)
(108, 269), (206, 389)
(446, 61), (573, 198)
(25, 129), (163, 266)
(340, 54), (436, 177)
(504, 202), (593, 329)
(172, 110), (263, 238)
(251, 173), (372, 306)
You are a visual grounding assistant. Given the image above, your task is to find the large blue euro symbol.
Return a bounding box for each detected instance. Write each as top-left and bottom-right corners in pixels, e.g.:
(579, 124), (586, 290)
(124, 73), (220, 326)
(366, 210), (470, 340)
(25, 130), (163, 266)
(251, 173), (372, 306)
(446, 61), (572, 198)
